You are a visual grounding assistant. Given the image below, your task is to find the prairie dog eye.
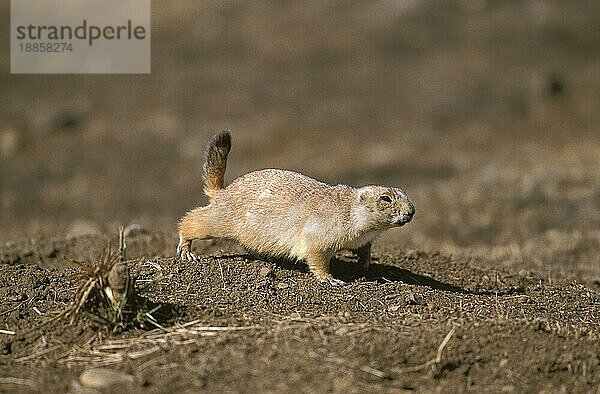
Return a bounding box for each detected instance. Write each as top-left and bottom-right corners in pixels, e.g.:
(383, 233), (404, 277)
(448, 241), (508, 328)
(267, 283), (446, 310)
(379, 195), (392, 203)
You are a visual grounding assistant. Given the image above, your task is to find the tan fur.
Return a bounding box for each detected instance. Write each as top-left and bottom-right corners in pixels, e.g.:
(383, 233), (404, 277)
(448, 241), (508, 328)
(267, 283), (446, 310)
(178, 131), (415, 285)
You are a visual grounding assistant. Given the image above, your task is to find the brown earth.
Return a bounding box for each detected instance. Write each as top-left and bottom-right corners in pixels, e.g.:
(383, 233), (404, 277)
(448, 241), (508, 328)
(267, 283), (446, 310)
(0, 235), (599, 393)
(1, 1), (600, 393)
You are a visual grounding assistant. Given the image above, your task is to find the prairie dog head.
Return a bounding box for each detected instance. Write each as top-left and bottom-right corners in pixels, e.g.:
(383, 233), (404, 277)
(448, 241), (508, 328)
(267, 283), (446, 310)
(354, 186), (415, 230)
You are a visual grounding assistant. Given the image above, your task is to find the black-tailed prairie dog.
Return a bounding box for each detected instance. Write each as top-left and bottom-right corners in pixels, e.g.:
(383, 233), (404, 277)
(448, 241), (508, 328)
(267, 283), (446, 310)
(177, 131), (415, 285)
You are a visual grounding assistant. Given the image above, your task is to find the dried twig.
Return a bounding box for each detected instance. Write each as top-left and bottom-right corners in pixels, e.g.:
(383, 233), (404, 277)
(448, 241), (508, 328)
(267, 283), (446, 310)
(218, 261), (226, 290)
(360, 365), (387, 378)
(394, 327), (456, 373)
(58, 322), (260, 367)
(0, 377), (35, 386)
(119, 225), (127, 262)
(14, 346), (60, 363)
(0, 302), (25, 317)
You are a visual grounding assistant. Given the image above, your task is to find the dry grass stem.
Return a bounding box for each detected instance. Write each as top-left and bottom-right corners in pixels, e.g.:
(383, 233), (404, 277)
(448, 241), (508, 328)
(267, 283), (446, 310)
(58, 321), (261, 367)
(360, 365), (387, 378)
(0, 378), (35, 386)
(395, 327), (456, 373)
(119, 225), (127, 261)
(14, 346), (60, 363)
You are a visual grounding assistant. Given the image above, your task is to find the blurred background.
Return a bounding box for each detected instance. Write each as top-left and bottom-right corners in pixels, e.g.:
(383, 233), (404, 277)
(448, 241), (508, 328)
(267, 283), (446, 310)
(1, 1), (598, 280)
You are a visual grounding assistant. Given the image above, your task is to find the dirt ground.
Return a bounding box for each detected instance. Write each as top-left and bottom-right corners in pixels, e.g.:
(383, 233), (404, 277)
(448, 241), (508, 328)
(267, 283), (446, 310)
(1, 1), (600, 393)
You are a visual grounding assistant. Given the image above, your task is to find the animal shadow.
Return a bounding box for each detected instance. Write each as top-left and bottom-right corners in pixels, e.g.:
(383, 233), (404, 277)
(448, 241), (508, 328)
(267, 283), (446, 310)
(331, 257), (523, 296)
(218, 253), (523, 296)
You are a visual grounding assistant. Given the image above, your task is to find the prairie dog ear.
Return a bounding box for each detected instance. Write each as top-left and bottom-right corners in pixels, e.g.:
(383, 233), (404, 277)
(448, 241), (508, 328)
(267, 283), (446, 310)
(358, 187), (372, 203)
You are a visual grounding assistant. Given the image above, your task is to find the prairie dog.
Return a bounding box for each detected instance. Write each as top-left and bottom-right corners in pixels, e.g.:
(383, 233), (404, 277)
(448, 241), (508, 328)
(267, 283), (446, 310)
(177, 131), (415, 285)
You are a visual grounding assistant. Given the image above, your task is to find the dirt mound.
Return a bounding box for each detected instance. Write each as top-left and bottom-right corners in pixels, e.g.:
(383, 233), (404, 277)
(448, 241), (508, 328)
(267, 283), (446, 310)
(1, 235), (598, 392)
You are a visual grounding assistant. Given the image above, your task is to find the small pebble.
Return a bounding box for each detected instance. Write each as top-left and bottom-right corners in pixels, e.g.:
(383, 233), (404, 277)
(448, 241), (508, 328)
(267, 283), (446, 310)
(276, 282), (289, 289)
(515, 295), (530, 304)
(406, 293), (426, 306)
(79, 368), (134, 389)
(70, 379), (101, 394)
(406, 249), (419, 258)
(259, 267), (274, 278)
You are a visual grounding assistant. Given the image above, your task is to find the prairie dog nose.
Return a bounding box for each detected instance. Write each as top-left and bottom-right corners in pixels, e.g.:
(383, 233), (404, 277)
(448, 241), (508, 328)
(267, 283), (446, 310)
(406, 201), (415, 217)
(402, 201), (415, 222)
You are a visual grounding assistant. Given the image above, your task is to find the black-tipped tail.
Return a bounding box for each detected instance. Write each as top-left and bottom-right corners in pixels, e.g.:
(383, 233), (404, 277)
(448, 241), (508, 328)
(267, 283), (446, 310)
(203, 131), (231, 198)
